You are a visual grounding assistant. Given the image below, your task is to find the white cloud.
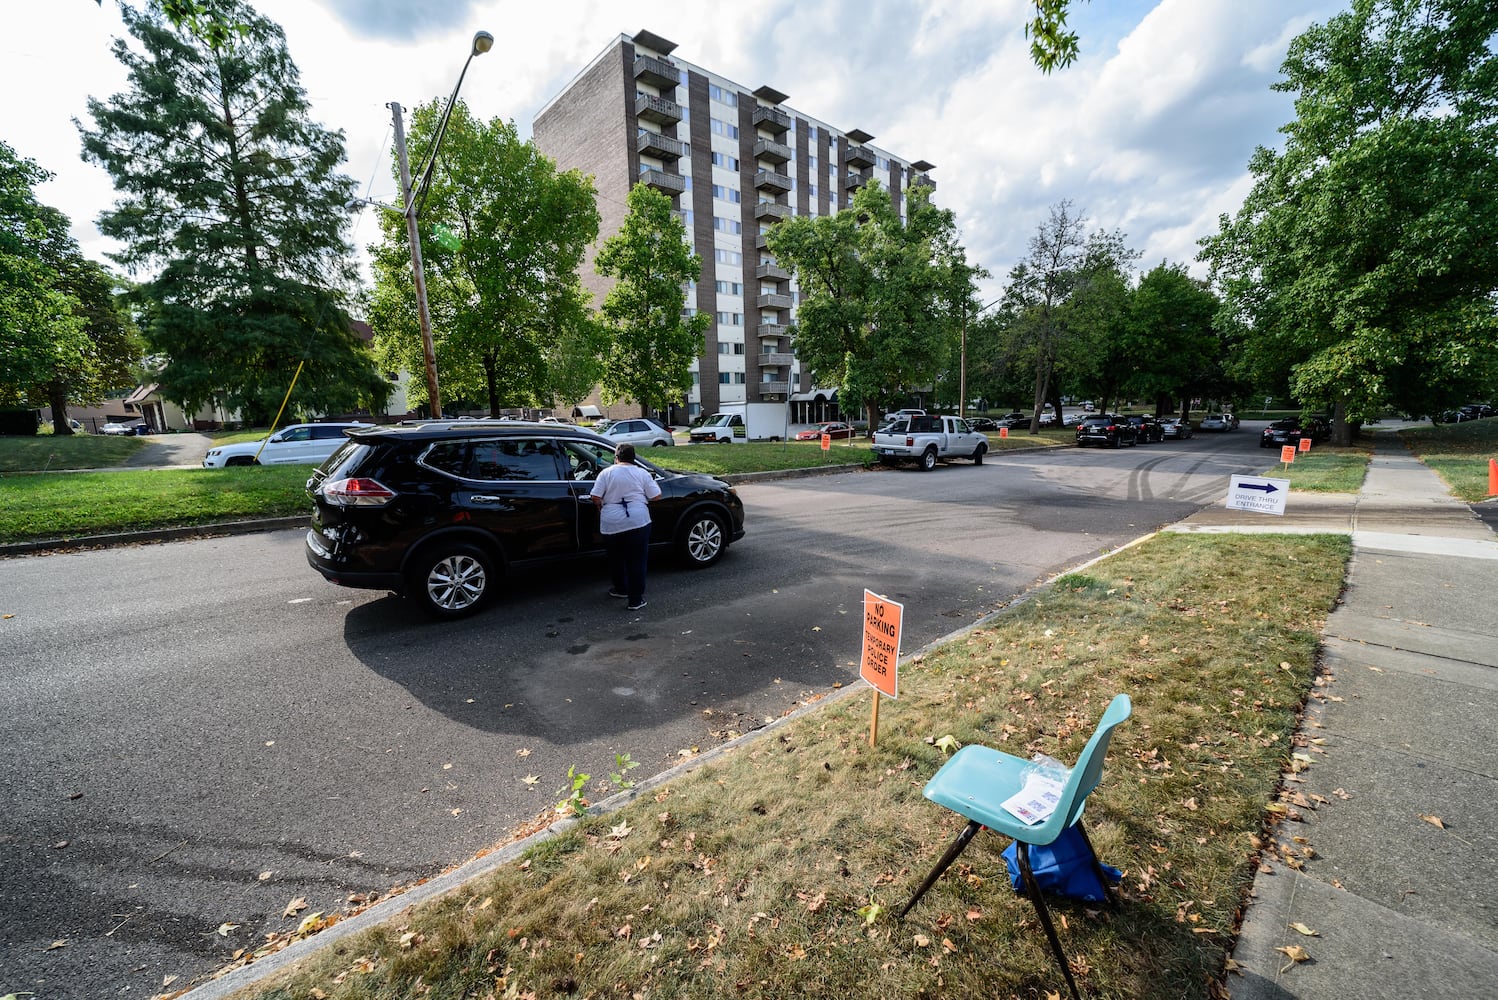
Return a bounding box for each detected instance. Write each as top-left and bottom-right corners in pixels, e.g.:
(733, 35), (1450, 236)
(1, 0), (1344, 298)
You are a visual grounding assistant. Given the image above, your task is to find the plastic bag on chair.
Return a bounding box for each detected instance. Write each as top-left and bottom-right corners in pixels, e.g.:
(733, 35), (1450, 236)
(1002, 826), (1121, 902)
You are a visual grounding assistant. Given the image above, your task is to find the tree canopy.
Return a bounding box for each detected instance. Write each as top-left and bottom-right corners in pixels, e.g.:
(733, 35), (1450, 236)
(594, 183), (709, 417)
(767, 181), (977, 427)
(369, 101), (600, 416)
(1201, 0), (1498, 439)
(0, 140), (140, 432)
(80, 0), (387, 423)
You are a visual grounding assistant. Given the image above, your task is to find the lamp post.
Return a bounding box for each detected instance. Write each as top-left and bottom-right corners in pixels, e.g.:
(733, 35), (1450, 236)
(388, 30), (493, 420)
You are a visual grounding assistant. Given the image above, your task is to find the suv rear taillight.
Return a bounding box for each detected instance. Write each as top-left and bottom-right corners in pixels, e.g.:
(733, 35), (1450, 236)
(322, 477), (396, 506)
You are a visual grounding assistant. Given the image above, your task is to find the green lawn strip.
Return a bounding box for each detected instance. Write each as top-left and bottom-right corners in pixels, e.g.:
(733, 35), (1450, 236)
(656, 441), (875, 476)
(0, 434), (144, 472)
(1399, 419), (1498, 501)
(0, 467), (311, 542)
(240, 532), (1349, 1000)
(1260, 444), (1372, 493)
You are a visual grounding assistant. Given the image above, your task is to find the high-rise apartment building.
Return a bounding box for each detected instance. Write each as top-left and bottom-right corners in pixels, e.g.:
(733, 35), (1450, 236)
(534, 29), (937, 424)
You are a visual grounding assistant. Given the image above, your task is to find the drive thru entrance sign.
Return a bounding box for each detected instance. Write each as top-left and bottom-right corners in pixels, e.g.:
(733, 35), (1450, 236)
(861, 590), (903, 745)
(1226, 474), (1290, 516)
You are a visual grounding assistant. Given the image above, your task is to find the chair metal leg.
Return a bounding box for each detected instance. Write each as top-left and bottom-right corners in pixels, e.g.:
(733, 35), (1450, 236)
(898, 820), (982, 918)
(1073, 820), (1120, 909)
(1016, 841), (1083, 1000)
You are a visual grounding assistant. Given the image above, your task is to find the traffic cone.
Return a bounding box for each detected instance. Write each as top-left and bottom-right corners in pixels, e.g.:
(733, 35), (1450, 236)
(1490, 458), (1497, 496)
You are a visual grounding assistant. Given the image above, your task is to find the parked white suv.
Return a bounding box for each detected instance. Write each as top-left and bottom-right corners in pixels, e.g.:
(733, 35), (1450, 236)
(203, 422), (367, 467)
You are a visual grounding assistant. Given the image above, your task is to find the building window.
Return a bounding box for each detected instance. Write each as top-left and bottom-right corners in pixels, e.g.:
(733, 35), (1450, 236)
(681, 210), (694, 227)
(709, 84), (738, 107)
(679, 68), (689, 85)
(713, 216), (742, 234)
(807, 125), (818, 141)
(711, 118), (739, 139)
(714, 248), (742, 265)
(715, 312), (744, 327)
(711, 185), (741, 203)
(715, 280), (743, 295)
(682, 175), (693, 191)
(809, 184), (818, 198)
(691, 372), (700, 385)
(711, 152), (739, 171)
(879, 157), (890, 170)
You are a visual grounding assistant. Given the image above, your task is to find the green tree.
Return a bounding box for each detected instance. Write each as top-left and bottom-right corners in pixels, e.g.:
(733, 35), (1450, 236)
(768, 181), (977, 431)
(1201, 0), (1498, 442)
(594, 183), (707, 417)
(80, 0), (387, 423)
(0, 141), (140, 433)
(1002, 202), (1136, 430)
(1027, 0), (1090, 73)
(1119, 262), (1221, 417)
(370, 102), (600, 415)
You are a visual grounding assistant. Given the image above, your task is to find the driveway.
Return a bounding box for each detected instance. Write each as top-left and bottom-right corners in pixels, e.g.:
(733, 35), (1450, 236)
(121, 432), (213, 467)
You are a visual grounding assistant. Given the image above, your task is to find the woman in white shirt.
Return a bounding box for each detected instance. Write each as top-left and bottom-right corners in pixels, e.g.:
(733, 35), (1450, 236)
(589, 443), (662, 610)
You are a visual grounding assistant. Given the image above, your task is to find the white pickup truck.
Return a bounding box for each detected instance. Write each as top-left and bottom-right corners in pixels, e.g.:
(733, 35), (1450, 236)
(871, 414), (988, 471)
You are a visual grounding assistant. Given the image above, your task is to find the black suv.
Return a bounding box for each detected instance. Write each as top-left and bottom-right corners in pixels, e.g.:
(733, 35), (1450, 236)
(303, 421), (745, 618)
(1075, 414), (1138, 448)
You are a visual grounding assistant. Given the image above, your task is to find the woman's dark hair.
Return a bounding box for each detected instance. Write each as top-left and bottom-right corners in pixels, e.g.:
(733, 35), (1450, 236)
(616, 443), (637, 463)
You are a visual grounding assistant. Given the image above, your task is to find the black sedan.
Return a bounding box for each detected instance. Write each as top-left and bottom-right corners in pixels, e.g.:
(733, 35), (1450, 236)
(1260, 417), (1331, 448)
(1125, 415), (1164, 443)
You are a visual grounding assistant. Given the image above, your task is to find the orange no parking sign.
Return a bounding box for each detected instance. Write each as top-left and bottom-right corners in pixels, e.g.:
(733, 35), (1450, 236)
(860, 590), (903, 699)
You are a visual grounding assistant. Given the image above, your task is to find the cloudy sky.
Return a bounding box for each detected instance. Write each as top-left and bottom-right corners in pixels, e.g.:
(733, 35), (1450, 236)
(4, 0), (1346, 301)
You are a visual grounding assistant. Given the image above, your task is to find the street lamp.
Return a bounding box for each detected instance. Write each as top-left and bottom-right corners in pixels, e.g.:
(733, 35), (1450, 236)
(387, 30), (493, 420)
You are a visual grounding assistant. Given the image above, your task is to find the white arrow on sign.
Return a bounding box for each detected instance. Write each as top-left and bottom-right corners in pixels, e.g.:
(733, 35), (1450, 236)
(1225, 474), (1290, 516)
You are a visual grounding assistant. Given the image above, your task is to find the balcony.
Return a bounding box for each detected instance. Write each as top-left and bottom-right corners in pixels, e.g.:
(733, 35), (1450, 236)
(752, 105), (791, 135)
(758, 381), (791, 395)
(846, 144), (876, 169)
(843, 170), (871, 191)
(756, 292), (793, 311)
(758, 352), (795, 366)
(635, 93), (682, 126)
(633, 54), (678, 90)
(636, 130), (684, 160)
(754, 201), (791, 222)
(757, 323), (788, 340)
(755, 262), (790, 282)
(752, 138), (792, 164)
(641, 169), (686, 196)
(753, 169), (792, 193)
(914, 173), (937, 190)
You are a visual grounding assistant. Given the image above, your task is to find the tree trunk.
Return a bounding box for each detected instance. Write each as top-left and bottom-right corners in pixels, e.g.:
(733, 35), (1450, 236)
(484, 353), (500, 416)
(47, 381), (73, 435)
(1331, 398), (1352, 447)
(1029, 356), (1051, 434)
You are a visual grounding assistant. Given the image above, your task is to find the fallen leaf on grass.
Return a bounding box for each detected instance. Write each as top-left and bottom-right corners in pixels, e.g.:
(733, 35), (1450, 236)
(257, 871), (274, 882)
(608, 821), (633, 840)
(398, 931), (420, 948)
(912, 934), (930, 947)
(1289, 922), (1319, 937)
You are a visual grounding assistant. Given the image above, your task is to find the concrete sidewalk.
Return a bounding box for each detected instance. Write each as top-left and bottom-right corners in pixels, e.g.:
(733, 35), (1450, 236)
(1173, 446), (1498, 998)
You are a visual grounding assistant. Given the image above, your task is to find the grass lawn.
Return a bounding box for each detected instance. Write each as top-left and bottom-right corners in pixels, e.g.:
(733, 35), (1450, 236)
(235, 531), (1349, 1000)
(1260, 442), (1373, 493)
(1398, 418), (1498, 501)
(0, 433), (143, 472)
(0, 466), (312, 543)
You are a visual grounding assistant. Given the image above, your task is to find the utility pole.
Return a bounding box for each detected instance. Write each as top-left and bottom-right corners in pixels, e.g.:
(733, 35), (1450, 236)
(389, 101), (443, 420)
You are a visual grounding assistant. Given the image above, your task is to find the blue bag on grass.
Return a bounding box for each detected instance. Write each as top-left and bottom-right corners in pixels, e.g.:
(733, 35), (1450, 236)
(1002, 826), (1122, 902)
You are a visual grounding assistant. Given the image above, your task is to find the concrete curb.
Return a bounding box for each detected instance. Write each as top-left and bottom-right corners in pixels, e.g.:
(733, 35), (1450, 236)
(0, 517), (307, 558)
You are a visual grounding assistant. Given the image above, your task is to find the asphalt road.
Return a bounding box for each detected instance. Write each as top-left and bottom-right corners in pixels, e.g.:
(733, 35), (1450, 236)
(0, 426), (1268, 999)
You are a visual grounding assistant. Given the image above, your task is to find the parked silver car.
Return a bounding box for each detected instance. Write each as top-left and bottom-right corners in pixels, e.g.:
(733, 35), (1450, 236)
(598, 417), (674, 448)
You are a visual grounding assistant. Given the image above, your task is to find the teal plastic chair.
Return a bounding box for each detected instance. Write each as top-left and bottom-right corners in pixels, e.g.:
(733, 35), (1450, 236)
(899, 693), (1132, 1000)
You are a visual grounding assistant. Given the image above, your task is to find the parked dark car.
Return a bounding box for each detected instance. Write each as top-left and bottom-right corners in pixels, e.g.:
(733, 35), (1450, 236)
(993, 411), (1029, 429)
(1435, 403), (1495, 423)
(1259, 416), (1331, 448)
(1124, 415), (1163, 443)
(1075, 414), (1138, 448)
(967, 416), (999, 431)
(303, 421), (745, 619)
